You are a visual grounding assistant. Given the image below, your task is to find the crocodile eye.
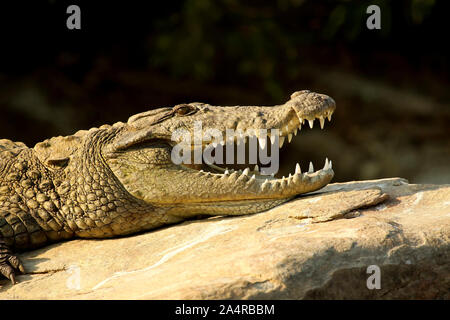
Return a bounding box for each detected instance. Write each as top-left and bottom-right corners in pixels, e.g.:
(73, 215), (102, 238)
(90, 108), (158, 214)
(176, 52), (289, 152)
(174, 104), (196, 116)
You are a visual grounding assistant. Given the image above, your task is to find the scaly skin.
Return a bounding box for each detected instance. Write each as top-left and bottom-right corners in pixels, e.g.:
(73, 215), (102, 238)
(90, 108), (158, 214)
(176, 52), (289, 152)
(0, 90), (336, 284)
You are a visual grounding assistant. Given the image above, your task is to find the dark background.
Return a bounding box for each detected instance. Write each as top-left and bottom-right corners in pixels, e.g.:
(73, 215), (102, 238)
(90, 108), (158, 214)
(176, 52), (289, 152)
(0, 0), (449, 183)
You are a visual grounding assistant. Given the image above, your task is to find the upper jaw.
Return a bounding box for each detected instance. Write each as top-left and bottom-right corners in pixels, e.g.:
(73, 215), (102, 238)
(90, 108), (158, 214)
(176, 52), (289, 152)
(167, 90), (336, 177)
(168, 97), (335, 149)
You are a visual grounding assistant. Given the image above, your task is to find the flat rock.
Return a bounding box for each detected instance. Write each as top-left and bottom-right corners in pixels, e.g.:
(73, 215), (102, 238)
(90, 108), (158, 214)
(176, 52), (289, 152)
(0, 178), (449, 299)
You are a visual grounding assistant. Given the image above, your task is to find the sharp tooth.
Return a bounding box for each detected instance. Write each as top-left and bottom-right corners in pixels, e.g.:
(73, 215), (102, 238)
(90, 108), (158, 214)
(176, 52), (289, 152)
(282, 176), (285, 180)
(308, 162), (314, 173)
(294, 127), (298, 136)
(243, 168), (250, 176)
(261, 179), (270, 191)
(295, 163), (301, 174)
(327, 114), (332, 121)
(319, 117), (325, 129)
(250, 174), (256, 182)
(271, 173), (275, 177)
(308, 119), (314, 129)
(224, 170), (229, 175)
(258, 137), (266, 149)
(288, 173), (292, 178)
(324, 158), (329, 170)
(279, 136), (285, 148)
(285, 125), (289, 133)
(254, 165), (259, 172)
(288, 133), (293, 143)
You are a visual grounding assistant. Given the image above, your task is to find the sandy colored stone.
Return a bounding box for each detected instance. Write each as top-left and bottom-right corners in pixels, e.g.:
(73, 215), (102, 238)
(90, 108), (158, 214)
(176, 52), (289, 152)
(0, 178), (449, 299)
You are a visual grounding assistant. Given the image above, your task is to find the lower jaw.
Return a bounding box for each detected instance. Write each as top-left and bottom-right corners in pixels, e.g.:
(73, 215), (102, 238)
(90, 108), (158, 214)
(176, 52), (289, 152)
(164, 197), (292, 217)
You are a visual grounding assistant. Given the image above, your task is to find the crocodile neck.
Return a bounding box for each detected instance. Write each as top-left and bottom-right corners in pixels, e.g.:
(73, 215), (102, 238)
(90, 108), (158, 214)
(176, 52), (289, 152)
(0, 136), (181, 251)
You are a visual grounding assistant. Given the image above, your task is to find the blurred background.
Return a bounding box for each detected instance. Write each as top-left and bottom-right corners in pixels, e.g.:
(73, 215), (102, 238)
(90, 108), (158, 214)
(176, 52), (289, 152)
(0, 0), (448, 184)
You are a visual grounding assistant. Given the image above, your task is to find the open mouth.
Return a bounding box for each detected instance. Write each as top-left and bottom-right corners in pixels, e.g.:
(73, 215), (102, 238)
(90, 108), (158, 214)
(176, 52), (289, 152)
(178, 106), (335, 193)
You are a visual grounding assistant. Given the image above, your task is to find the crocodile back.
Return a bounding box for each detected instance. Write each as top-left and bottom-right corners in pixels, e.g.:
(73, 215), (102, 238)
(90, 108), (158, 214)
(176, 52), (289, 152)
(0, 139), (28, 173)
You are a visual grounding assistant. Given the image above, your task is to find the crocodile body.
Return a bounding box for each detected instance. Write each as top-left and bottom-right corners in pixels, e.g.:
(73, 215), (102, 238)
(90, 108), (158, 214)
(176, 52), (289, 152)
(0, 90), (335, 284)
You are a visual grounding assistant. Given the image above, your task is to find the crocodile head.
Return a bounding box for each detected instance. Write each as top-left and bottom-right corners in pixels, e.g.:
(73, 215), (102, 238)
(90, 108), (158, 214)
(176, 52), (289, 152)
(102, 90), (336, 216)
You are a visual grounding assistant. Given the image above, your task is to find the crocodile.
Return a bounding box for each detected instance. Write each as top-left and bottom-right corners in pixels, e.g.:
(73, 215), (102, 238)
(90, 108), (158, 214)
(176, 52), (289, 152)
(0, 90), (335, 285)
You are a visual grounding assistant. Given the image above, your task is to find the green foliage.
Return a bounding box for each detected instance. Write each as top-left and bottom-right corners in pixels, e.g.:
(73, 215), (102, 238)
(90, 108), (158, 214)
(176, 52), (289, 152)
(148, 0), (437, 100)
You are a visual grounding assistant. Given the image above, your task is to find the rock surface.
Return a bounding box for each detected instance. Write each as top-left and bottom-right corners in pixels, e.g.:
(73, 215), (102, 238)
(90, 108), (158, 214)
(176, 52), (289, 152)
(0, 178), (449, 299)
